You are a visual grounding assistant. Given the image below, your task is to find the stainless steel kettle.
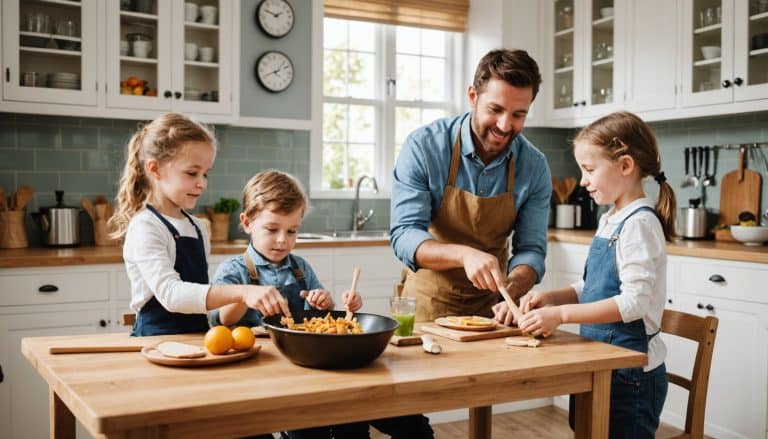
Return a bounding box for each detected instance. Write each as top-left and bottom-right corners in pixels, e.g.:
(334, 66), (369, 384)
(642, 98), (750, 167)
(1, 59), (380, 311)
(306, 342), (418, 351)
(677, 198), (709, 239)
(33, 190), (80, 246)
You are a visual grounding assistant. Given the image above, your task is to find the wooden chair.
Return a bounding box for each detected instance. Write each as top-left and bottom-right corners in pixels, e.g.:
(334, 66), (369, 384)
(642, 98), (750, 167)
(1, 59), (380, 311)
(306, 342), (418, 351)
(122, 313), (136, 327)
(661, 309), (718, 439)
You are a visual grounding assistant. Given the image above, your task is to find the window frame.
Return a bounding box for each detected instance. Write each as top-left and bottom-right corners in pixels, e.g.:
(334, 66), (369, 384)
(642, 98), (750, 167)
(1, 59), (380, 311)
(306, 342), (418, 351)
(310, 16), (463, 199)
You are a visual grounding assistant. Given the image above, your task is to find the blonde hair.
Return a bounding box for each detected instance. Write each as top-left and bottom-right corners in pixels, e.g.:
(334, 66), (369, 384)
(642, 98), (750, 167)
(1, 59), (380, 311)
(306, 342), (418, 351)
(242, 170), (307, 219)
(109, 113), (216, 239)
(574, 111), (677, 241)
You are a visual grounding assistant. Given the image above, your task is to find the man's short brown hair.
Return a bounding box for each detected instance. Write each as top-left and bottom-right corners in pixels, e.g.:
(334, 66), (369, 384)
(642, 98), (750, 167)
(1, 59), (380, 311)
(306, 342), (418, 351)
(472, 49), (542, 99)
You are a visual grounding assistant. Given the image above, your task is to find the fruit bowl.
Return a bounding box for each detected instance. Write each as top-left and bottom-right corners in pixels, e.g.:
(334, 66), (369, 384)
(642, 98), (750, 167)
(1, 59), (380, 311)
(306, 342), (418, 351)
(262, 310), (398, 369)
(730, 225), (768, 246)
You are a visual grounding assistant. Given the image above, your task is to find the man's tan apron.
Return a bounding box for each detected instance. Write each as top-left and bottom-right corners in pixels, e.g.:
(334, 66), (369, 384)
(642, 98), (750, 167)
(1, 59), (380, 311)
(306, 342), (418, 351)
(399, 127), (517, 321)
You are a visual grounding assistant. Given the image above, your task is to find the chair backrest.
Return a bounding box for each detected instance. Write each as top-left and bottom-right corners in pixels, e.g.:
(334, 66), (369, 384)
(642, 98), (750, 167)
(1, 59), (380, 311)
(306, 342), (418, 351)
(661, 309), (718, 439)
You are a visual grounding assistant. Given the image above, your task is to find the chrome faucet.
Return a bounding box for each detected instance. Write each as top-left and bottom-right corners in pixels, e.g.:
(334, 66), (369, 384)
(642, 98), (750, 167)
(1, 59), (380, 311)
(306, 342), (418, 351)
(352, 175), (379, 231)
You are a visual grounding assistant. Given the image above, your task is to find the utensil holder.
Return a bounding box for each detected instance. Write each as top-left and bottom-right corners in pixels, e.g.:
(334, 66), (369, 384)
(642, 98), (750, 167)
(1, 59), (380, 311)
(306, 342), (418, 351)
(93, 219), (117, 246)
(209, 212), (230, 242)
(0, 211), (29, 248)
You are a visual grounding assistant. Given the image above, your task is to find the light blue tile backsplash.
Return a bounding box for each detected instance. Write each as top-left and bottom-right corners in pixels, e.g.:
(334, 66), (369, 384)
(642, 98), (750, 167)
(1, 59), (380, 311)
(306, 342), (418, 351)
(1, 112), (766, 246)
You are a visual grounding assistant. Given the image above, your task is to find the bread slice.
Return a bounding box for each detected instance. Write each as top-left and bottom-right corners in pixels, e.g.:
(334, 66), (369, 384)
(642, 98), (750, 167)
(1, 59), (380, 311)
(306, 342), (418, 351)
(155, 341), (206, 358)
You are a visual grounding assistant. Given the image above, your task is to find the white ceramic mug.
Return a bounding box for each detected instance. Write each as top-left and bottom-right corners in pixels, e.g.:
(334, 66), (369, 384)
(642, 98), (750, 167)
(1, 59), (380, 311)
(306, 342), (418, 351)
(131, 40), (152, 58)
(184, 2), (198, 22)
(184, 42), (198, 61)
(184, 3), (197, 23)
(555, 204), (576, 229)
(198, 46), (214, 62)
(199, 5), (217, 24)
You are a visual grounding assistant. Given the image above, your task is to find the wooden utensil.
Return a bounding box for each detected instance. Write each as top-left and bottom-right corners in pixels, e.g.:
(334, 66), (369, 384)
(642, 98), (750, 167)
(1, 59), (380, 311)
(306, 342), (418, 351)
(13, 185), (34, 211)
(50, 346), (144, 354)
(498, 284), (524, 324)
(94, 194), (108, 205)
(81, 197), (96, 220)
(0, 187), (6, 211)
(563, 177), (577, 202)
(718, 146), (762, 228)
(346, 267), (360, 321)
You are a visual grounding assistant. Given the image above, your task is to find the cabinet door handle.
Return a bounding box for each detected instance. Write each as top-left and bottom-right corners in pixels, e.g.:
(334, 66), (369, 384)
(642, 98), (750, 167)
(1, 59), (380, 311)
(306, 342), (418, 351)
(733, 77), (744, 86)
(0, 364), (3, 383)
(5, 68), (9, 82)
(164, 90), (172, 98)
(580, 100), (586, 106)
(174, 91), (182, 99)
(99, 319), (107, 327)
(721, 79), (732, 88)
(705, 304), (714, 311)
(38, 284), (59, 293)
(696, 303), (704, 309)
(572, 102), (579, 107)
(708, 274), (725, 283)
(667, 298), (673, 304)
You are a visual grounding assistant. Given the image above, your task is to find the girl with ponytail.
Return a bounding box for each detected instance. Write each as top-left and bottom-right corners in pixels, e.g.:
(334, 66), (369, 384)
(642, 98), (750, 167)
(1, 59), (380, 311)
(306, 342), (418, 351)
(515, 111), (674, 438)
(112, 113), (290, 337)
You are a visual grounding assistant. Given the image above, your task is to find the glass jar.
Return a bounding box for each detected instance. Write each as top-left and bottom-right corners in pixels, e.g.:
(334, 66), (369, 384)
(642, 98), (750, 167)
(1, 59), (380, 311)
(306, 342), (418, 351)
(559, 6), (573, 29)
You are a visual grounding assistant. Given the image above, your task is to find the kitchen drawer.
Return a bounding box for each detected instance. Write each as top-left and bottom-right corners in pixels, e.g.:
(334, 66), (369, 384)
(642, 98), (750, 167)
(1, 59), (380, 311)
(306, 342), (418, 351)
(675, 259), (768, 303)
(0, 271), (109, 306)
(334, 248), (403, 282)
(550, 243), (589, 275)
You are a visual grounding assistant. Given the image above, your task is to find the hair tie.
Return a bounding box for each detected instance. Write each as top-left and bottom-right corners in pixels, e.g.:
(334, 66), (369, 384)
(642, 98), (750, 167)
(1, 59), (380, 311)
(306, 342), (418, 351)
(654, 172), (666, 184)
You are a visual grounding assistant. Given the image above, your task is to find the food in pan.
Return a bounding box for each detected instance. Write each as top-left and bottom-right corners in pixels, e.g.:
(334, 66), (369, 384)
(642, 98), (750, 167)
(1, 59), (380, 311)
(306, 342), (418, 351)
(280, 313), (364, 334)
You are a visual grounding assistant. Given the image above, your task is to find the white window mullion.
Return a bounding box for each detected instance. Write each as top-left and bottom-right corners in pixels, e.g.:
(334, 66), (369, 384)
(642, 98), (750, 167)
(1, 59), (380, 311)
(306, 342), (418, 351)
(380, 25), (397, 195)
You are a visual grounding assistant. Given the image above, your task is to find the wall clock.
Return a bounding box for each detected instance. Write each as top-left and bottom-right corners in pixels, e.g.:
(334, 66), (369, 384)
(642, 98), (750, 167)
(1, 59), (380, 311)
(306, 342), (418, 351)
(256, 0), (295, 38)
(255, 51), (294, 92)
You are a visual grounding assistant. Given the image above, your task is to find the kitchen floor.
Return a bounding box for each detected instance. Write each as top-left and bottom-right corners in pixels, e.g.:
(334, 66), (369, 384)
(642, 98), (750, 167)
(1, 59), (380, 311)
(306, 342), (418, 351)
(369, 405), (707, 438)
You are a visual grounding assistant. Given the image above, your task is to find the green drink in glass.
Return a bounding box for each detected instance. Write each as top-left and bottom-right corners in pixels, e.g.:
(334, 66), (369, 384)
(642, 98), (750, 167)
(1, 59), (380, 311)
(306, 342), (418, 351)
(391, 297), (417, 336)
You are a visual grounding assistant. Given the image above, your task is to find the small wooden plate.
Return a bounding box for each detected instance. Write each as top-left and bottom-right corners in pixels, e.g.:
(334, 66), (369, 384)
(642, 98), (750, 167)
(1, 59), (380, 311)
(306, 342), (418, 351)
(142, 344), (261, 367)
(435, 316), (497, 332)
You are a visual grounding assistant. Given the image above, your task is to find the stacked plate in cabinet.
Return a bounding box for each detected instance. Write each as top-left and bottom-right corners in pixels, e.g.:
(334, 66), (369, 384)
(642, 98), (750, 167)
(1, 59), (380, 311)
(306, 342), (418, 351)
(48, 72), (80, 90)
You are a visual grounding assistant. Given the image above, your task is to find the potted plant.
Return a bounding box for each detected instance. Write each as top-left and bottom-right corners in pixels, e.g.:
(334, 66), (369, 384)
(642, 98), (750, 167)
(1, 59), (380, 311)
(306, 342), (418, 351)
(207, 197), (240, 242)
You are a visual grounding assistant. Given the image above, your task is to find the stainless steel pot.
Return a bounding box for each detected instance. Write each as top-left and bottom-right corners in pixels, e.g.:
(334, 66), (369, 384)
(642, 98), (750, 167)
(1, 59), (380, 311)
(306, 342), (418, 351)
(677, 206), (708, 239)
(33, 190), (80, 246)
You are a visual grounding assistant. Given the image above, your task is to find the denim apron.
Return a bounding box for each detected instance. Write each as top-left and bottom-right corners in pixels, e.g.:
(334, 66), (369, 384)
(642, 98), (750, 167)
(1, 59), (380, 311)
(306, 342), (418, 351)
(233, 248), (309, 327)
(570, 206), (668, 438)
(131, 205), (210, 336)
(399, 123), (517, 321)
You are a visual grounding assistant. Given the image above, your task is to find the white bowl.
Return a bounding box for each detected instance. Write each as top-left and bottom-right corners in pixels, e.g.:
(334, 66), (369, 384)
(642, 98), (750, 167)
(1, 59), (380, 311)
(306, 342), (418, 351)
(701, 45), (721, 59)
(600, 7), (614, 18)
(730, 226), (768, 246)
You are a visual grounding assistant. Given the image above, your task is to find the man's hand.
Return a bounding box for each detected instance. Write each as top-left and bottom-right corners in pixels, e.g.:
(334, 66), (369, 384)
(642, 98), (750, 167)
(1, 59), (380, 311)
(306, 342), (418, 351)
(461, 247), (506, 292)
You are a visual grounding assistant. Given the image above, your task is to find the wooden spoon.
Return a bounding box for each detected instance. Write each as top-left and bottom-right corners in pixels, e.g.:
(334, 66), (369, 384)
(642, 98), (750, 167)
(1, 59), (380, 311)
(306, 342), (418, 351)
(81, 197), (96, 220)
(563, 177), (577, 202)
(14, 185), (35, 211)
(346, 267), (361, 321)
(0, 187), (6, 211)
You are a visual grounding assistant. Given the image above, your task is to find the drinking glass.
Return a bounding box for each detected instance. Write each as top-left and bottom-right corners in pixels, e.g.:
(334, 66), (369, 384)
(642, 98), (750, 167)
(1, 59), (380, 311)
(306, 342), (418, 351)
(391, 297), (416, 336)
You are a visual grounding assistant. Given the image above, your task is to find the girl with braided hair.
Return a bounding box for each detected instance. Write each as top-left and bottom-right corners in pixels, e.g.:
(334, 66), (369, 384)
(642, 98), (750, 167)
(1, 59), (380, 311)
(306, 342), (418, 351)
(110, 113), (289, 338)
(516, 111), (676, 438)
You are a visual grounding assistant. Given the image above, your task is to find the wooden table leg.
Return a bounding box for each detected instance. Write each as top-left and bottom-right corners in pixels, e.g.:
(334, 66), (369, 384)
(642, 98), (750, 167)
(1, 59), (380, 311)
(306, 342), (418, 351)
(574, 370), (611, 439)
(50, 389), (75, 439)
(469, 406), (492, 439)
(574, 370), (611, 438)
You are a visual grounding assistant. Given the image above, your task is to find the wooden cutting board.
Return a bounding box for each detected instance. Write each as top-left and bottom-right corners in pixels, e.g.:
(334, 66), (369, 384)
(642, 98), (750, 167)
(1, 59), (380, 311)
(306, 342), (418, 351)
(718, 147), (762, 230)
(420, 323), (521, 342)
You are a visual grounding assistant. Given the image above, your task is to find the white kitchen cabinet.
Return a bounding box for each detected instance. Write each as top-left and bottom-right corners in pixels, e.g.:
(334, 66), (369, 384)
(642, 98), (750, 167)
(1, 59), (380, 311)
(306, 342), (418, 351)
(104, 0), (232, 115)
(0, 263), (129, 439)
(681, 0), (768, 108)
(662, 255), (768, 439)
(624, 0), (680, 113)
(544, 0), (625, 122)
(1, 0), (99, 106)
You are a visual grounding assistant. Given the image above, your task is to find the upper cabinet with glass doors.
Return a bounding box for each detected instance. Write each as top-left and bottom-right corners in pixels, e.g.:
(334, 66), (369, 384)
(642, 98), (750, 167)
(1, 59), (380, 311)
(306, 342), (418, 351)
(1, 0), (98, 106)
(105, 0), (231, 114)
(547, 0), (622, 121)
(682, 0), (768, 107)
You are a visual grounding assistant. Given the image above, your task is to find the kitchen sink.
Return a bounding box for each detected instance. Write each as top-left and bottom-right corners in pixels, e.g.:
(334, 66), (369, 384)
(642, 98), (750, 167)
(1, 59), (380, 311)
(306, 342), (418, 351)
(330, 229), (390, 239)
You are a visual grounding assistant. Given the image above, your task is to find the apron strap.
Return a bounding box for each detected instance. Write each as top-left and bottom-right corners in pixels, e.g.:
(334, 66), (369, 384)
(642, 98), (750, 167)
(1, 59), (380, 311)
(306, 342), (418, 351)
(446, 126), (463, 187)
(145, 204), (203, 241)
(288, 254), (305, 282)
(506, 151), (515, 193)
(243, 250), (260, 285)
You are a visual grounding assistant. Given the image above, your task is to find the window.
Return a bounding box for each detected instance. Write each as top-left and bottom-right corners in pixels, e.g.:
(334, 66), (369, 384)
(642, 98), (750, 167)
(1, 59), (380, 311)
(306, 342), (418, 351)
(314, 17), (459, 196)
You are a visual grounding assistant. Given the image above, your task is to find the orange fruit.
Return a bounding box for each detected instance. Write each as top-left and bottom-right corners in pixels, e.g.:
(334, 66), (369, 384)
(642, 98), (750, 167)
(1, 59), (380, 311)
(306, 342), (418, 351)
(231, 326), (256, 352)
(204, 326), (233, 355)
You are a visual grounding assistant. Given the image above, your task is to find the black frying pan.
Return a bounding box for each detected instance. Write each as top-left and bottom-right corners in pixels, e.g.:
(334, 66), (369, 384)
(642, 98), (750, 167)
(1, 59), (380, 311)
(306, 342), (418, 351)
(262, 310), (398, 369)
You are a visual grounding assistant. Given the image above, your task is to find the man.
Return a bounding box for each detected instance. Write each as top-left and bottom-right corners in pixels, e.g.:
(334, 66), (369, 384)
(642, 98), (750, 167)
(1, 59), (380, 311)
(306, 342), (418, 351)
(390, 49), (552, 325)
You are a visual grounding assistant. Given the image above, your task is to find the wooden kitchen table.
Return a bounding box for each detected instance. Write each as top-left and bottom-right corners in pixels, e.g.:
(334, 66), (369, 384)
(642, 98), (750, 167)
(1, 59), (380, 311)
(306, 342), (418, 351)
(22, 330), (645, 439)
